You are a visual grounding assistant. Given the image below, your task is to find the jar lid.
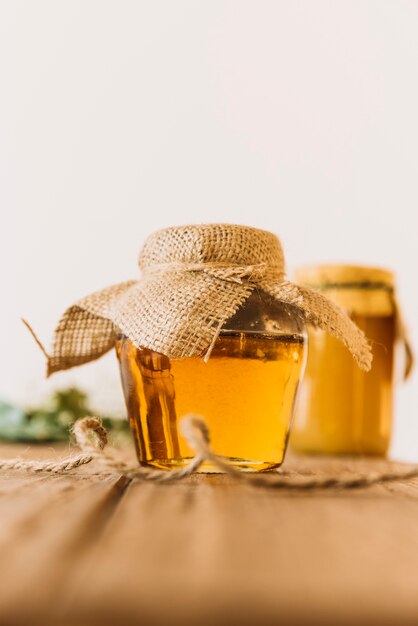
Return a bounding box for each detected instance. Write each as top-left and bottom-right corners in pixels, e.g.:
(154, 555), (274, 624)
(33, 225), (372, 375)
(295, 264), (395, 290)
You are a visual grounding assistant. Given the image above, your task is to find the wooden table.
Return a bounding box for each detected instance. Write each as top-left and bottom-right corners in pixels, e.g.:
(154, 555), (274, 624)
(1, 441), (418, 626)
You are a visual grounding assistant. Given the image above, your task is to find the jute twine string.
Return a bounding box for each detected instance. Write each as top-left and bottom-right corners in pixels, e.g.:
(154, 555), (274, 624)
(142, 261), (285, 285)
(2, 416), (418, 490)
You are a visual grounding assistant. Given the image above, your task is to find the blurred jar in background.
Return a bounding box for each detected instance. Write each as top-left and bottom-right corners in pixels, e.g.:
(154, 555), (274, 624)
(291, 265), (414, 456)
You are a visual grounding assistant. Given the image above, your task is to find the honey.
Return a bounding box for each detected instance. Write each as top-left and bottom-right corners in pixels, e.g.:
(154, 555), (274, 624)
(117, 331), (305, 472)
(292, 314), (395, 455)
(291, 265), (398, 456)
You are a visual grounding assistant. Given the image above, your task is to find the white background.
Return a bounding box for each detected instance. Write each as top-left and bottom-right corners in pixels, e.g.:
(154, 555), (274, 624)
(1, 1), (417, 458)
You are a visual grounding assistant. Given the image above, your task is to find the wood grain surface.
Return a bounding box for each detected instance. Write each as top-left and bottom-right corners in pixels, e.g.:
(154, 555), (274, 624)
(1, 442), (418, 626)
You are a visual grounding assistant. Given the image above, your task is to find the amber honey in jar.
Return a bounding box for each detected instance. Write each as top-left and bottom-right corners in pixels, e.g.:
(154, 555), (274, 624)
(117, 292), (306, 472)
(291, 265), (408, 456)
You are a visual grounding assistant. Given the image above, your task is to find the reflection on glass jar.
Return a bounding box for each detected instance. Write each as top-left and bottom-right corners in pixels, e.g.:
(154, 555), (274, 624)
(117, 291), (306, 472)
(291, 265), (408, 456)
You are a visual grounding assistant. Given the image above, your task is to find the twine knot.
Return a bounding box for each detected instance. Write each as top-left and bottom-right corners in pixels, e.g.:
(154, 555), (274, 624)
(72, 417), (108, 452)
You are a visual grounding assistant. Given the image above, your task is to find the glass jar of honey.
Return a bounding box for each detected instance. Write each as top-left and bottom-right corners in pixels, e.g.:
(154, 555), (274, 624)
(43, 224), (373, 473)
(117, 291), (306, 472)
(291, 264), (412, 456)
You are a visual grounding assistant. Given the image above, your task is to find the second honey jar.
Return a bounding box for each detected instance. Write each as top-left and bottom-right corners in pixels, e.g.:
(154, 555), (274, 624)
(291, 265), (413, 456)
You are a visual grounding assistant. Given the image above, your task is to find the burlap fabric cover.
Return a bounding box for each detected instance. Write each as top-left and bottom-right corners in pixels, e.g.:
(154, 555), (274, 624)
(46, 224), (372, 376)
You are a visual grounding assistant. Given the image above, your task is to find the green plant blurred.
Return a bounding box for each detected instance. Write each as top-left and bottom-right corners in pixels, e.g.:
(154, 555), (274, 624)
(0, 388), (129, 443)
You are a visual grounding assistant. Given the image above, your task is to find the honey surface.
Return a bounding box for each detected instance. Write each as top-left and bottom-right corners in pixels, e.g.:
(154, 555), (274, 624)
(117, 332), (305, 471)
